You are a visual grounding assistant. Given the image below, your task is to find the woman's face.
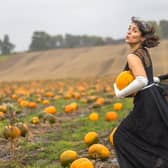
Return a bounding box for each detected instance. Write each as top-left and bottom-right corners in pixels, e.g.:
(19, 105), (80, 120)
(125, 22), (144, 45)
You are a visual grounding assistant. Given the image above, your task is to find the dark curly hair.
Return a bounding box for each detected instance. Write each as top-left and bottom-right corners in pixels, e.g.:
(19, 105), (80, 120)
(131, 16), (160, 48)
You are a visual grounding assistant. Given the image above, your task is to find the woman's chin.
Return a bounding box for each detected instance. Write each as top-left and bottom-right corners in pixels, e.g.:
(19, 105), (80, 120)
(125, 39), (130, 44)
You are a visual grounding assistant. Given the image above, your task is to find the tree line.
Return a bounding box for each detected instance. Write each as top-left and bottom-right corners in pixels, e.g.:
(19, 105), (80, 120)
(28, 20), (168, 51)
(29, 32), (124, 51)
(1, 19), (168, 54)
(0, 35), (15, 55)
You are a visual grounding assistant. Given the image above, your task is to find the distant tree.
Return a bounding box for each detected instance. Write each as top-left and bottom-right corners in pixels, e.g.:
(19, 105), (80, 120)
(29, 31), (51, 51)
(63, 34), (105, 48)
(0, 35), (15, 55)
(95, 36), (104, 46)
(104, 37), (114, 45)
(104, 37), (124, 45)
(0, 39), (2, 50)
(28, 32), (127, 52)
(159, 20), (168, 39)
(64, 34), (79, 48)
(79, 35), (105, 47)
(53, 35), (64, 48)
(29, 32), (65, 51)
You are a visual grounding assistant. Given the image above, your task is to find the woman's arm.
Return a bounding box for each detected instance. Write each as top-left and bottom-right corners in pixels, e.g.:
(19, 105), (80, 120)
(127, 54), (147, 77)
(158, 74), (168, 81)
(114, 54), (148, 98)
(153, 74), (168, 83)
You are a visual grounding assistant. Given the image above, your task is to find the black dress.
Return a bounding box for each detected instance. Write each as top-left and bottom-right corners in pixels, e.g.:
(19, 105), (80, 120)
(114, 47), (168, 168)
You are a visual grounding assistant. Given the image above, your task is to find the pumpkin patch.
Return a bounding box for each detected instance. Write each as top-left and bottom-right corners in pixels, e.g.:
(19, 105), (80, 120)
(0, 77), (130, 167)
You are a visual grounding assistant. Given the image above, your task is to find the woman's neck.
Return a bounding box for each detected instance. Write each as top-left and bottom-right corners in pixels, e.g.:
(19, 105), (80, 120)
(129, 43), (142, 53)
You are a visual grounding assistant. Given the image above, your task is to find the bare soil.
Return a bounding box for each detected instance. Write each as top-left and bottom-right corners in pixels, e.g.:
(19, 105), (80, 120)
(0, 40), (167, 81)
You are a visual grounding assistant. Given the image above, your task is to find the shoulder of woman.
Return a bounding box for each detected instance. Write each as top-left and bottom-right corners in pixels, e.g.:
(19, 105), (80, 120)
(127, 53), (138, 59)
(127, 54), (142, 64)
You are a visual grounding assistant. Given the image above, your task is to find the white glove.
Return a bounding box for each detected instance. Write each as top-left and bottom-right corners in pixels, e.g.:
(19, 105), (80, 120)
(113, 76), (148, 98)
(153, 76), (160, 83)
(113, 83), (122, 97)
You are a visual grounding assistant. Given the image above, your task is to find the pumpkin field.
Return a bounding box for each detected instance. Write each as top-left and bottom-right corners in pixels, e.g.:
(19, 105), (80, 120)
(0, 77), (133, 168)
(0, 41), (167, 167)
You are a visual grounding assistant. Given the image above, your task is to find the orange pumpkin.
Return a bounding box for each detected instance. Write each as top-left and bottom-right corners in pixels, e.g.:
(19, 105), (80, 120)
(3, 125), (21, 139)
(87, 96), (97, 103)
(0, 105), (7, 113)
(104, 85), (112, 92)
(64, 104), (73, 113)
(95, 97), (104, 105)
(45, 91), (54, 97)
(28, 102), (37, 108)
(42, 99), (49, 105)
(11, 94), (17, 100)
(64, 92), (73, 99)
(60, 150), (78, 166)
(17, 97), (23, 103)
(113, 103), (123, 111)
(89, 112), (99, 121)
(70, 158), (94, 168)
(31, 116), (39, 124)
(88, 144), (110, 160)
(36, 97), (42, 103)
(77, 86), (85, 92)
(44, 106), (57, 114)
(80, 98), (88, 104)
(73, 92), (81, 99)
(70, 102), (78, 111)
(116, 70), (134, 90)
(105, 111), (118, 121)
(84, 132), (99, 146)
(19, 100), (29, 107)
(54, 95), (61, 100)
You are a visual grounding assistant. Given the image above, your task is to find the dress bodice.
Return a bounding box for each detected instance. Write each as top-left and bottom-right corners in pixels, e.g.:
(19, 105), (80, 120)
(124, 47), (154, 85)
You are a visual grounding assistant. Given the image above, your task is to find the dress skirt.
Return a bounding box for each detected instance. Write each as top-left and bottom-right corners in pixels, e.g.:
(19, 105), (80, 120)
(114, 84), (168, 168)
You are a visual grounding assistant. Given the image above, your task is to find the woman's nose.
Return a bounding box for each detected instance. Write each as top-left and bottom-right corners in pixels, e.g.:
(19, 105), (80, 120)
(127, 30), (131, 35)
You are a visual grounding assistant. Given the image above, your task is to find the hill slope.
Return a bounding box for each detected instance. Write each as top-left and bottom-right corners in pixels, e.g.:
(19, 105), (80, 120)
(0, 40), (167, 81)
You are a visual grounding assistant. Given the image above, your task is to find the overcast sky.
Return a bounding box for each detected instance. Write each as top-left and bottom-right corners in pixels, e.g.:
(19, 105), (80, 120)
(0, 0), (168, 51)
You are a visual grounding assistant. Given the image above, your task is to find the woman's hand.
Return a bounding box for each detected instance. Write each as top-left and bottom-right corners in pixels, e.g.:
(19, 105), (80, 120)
(153, 76), (160, 83)
(113, 83), (123, 98)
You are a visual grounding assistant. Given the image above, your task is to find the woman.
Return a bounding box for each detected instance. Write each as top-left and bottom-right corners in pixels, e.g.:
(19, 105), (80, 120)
(113, 17), (168, 168)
